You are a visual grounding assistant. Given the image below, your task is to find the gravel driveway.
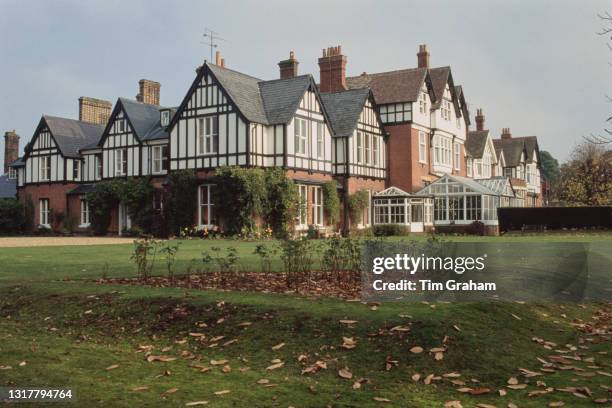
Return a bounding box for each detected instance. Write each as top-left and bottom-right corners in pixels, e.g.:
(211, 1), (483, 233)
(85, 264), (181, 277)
(0, 237), (134, 248)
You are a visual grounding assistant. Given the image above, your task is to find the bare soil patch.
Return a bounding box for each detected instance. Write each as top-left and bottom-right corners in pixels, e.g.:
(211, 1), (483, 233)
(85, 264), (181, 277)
(0, 236), (134, 248)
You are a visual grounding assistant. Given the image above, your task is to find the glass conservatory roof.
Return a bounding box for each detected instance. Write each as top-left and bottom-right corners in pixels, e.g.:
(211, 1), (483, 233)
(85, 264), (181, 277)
(416, 174), (514, 197)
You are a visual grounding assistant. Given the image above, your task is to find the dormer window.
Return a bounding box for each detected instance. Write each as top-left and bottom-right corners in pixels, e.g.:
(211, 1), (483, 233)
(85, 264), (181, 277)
(160, 110), (170, 127)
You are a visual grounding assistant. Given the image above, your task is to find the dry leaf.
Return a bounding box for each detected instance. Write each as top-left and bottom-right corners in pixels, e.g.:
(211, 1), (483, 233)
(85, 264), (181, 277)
(373, 397), (391, 402)
(131, 386), (149, 392)
(266, 362), (284, 371)
(105, 364), (119, 371)
(222, 365), (231, 373)
(443, 372), (461, 378)
(507, 377), (519, 385)
(338, 368), (353, 379)
(507, 384), (527, 390)
(511, 313), (522, 320)
(411, 373), (421, 382)
(339, 320), (358, 325)
(548, 402), (564, 407)
(469, 387), (491, 395)
(237, 322), (252, 327)
(410, 346), (424, 354)
(163, 387), (178, 395)
(210, 359), (228, 366)
(444, 401), (463, 408)
(498, 389), (507, 396)
(271, 342), (285, 351)
(256, 379), (270, 384)
(185, 402), (208, 406)
(147, 355), (176, 363)
(424, 374), (434, 385)
(390, 325), (410, 332)
(214, 390), (230, 395)
(434, 352), (444, 361)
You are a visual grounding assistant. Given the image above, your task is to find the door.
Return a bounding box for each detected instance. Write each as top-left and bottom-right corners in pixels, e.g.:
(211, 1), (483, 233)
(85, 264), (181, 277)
(410, 203), (424, 232)
(118, 203), (132, 235)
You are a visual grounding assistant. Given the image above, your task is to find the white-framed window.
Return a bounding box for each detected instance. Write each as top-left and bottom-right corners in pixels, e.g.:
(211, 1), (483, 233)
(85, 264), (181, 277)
(197, 116), (219, 155)
(160, 110), (170, 127)
(356, 131), (364, 164)
(152, 145), (167, 174)
(297, 184), (308, 226)
(117, 120), (125, 133)
(312, 186), (323, 226)
(441, 100), (452, 121)
(115, 148), (127, 176)
(467, 158), (473, 177)
(433, 135), (452, 166)
(419, 92), (428, 114)
(418, 131), (427, 164)
(8, 167), (17, 179)
(39, 198), (50, 227)
(316, 122), (324, 159)
(96, 154), (103, 179)
(294, 118), (307, 155)
(365, 133), (371, 165)
(483, 152), (491, 178)
(453, 142), (461, 170)
(198, 185), (215, 226)
(373, 136), (379, 166)
(39, 156), (51, 181)
(73, 161), (81, 180)
(80, 199), (90, 227)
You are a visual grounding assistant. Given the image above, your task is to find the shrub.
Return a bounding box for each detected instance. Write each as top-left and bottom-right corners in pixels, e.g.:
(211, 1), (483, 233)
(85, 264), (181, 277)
(372, 224), (409, 236)
(123, 177), (156, 234)
(0, 198), (24, 233)
(160, 241), (181, 282)
(348, 190), (370, 225)
(322, 181), (341, 228)
(264, 168), (299, 237)
(130, 236), (161, 281)
(202, 246), (240, 274)
(166, 170), (198, 236)
(86, 180), (123, 235)
(465, 220), (486, 236)
(24, 194), (35, 233)
(279, 239), (315, 290)
(254, 243), (277, 273)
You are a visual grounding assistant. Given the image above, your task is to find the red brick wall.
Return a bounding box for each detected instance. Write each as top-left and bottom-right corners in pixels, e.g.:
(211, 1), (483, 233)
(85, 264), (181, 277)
(18, 183), (78, 226)
(386, 123), (435, 193)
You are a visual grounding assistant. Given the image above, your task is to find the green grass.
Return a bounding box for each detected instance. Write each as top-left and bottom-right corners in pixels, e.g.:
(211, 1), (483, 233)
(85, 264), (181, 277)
(0, 232), (611, 407)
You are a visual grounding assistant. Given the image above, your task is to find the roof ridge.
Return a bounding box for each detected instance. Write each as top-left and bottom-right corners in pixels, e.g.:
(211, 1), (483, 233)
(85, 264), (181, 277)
(206, 61), (263, 82)
(259, 74), (312, 85)
(347, 66), (425, 79)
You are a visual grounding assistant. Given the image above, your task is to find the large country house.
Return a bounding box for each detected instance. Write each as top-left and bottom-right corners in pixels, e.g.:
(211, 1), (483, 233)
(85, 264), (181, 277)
(6, 45), (544, 235)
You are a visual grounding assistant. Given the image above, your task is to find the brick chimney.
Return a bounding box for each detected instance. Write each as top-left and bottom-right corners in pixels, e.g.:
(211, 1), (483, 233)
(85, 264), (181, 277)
(318, 45), (347, 93)
(136, 79), (161, 106)
(3, 130), (19, 174)
(475, 108), (485, 131)
(79, 97), (112, 125)
(278, 51), (299, 79)
(501, 128), (512, 139)
(417, 44), (430, 69)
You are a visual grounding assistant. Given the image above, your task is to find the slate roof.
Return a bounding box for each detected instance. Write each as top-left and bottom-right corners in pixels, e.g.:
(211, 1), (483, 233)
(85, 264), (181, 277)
(346, 68), (428, 104)
(119, 98), (169, 141)
(259, 75), (312, 124)
(206, 63), (322, 126)
(493, 138), (529, 167)
(0, 175), (16, 198)
(43, 116), (105, 158)
(465, 130), (489, 159)
(320, 88), (371, 137)
(428, 66), (451, 109)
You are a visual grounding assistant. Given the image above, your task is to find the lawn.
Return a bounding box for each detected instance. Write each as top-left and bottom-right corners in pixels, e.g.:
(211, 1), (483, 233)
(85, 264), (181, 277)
(0, 232), (610, 407)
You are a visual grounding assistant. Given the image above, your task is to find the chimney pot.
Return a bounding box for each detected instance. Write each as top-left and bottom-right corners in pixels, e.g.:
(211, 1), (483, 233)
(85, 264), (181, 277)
(136, 79), (161, 106)
(501, 127), (512, 139)
(417, 43), (430, 68)
(475, 108), (485, 131)
(79, 97), (112, 125)
(278, 51), (299, 79)
(318, 44), (347, 93)
(215, 50), (221, 66)
(4, 130), (20, 174)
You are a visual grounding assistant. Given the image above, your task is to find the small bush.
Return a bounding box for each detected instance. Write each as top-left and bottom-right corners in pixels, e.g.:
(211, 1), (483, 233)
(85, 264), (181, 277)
(279, 239), (314, 290)
(372, 224), (409, 236)
(130, 236), (161, 281)
(0, 198), (24, 233)
(348, 190), (370, 225)
(465, 220), (486, 236)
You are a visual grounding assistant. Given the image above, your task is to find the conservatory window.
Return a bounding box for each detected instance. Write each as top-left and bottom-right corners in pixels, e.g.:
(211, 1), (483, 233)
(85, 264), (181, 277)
(434, 197), (447, 221)
(448, 196), (464, 221)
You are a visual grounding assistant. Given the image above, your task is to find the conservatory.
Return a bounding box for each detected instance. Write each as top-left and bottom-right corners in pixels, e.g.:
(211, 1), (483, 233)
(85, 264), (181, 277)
(372, 187), (434, 232)
(415, 174), (516, 227)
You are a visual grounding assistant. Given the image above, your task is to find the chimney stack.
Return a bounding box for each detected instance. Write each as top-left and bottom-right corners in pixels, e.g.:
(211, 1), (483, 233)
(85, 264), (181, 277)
(79, 97), (112, 125)
(417, 44), (430, 69)
(136, 79), (161, 106)
(475, 108), (485, 131)
(318, 45), (347, 93)
(501, 128), (512, 139)
(215, 51), (221, 66)
(278, 51), (299, 79)
(3, 130), (19, 174)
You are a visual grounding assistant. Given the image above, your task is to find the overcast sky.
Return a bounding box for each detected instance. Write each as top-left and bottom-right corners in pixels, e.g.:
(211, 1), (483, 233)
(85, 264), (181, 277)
(1, 0), (611, 169)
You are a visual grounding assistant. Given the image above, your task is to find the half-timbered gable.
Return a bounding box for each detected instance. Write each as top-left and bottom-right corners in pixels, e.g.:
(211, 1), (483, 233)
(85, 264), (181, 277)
(321, 88), (386, 179)
(99, 98), (169, 179)
(465, 130), (498, 179)
(23, 116), (103, 184)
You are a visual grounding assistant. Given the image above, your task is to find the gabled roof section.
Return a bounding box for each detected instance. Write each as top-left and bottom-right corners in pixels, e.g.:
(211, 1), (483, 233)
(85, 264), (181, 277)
(428, 66), (455, 109)
(477, 177), (515, 197)
(120, 98), (169, 141)
(43, 115), (105, 158)
(493, 138), (526, 168)
(207, 63), (268, 124)
(346, 68), (429, 104)
(465, 130), (490, 159)
(320, 88), (372, 137)
(259, 75), (312, 124)
(454, 85), (470, 125)
(520, 136), (539, 163)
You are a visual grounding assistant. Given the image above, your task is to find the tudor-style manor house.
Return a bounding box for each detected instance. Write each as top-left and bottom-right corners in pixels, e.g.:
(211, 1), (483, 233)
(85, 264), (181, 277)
(8, 45), (544, 235)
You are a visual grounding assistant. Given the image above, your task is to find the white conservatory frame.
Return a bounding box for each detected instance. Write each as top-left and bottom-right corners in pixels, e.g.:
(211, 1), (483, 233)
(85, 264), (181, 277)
(372, 187), (434, 230)
(416, 174), (516, 226)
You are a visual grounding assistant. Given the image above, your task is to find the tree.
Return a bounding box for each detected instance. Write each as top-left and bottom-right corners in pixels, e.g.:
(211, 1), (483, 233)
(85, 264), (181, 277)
(540, 150), (560, 183)
(556, 142), (612, 205)
(587, 12), (612, 144)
